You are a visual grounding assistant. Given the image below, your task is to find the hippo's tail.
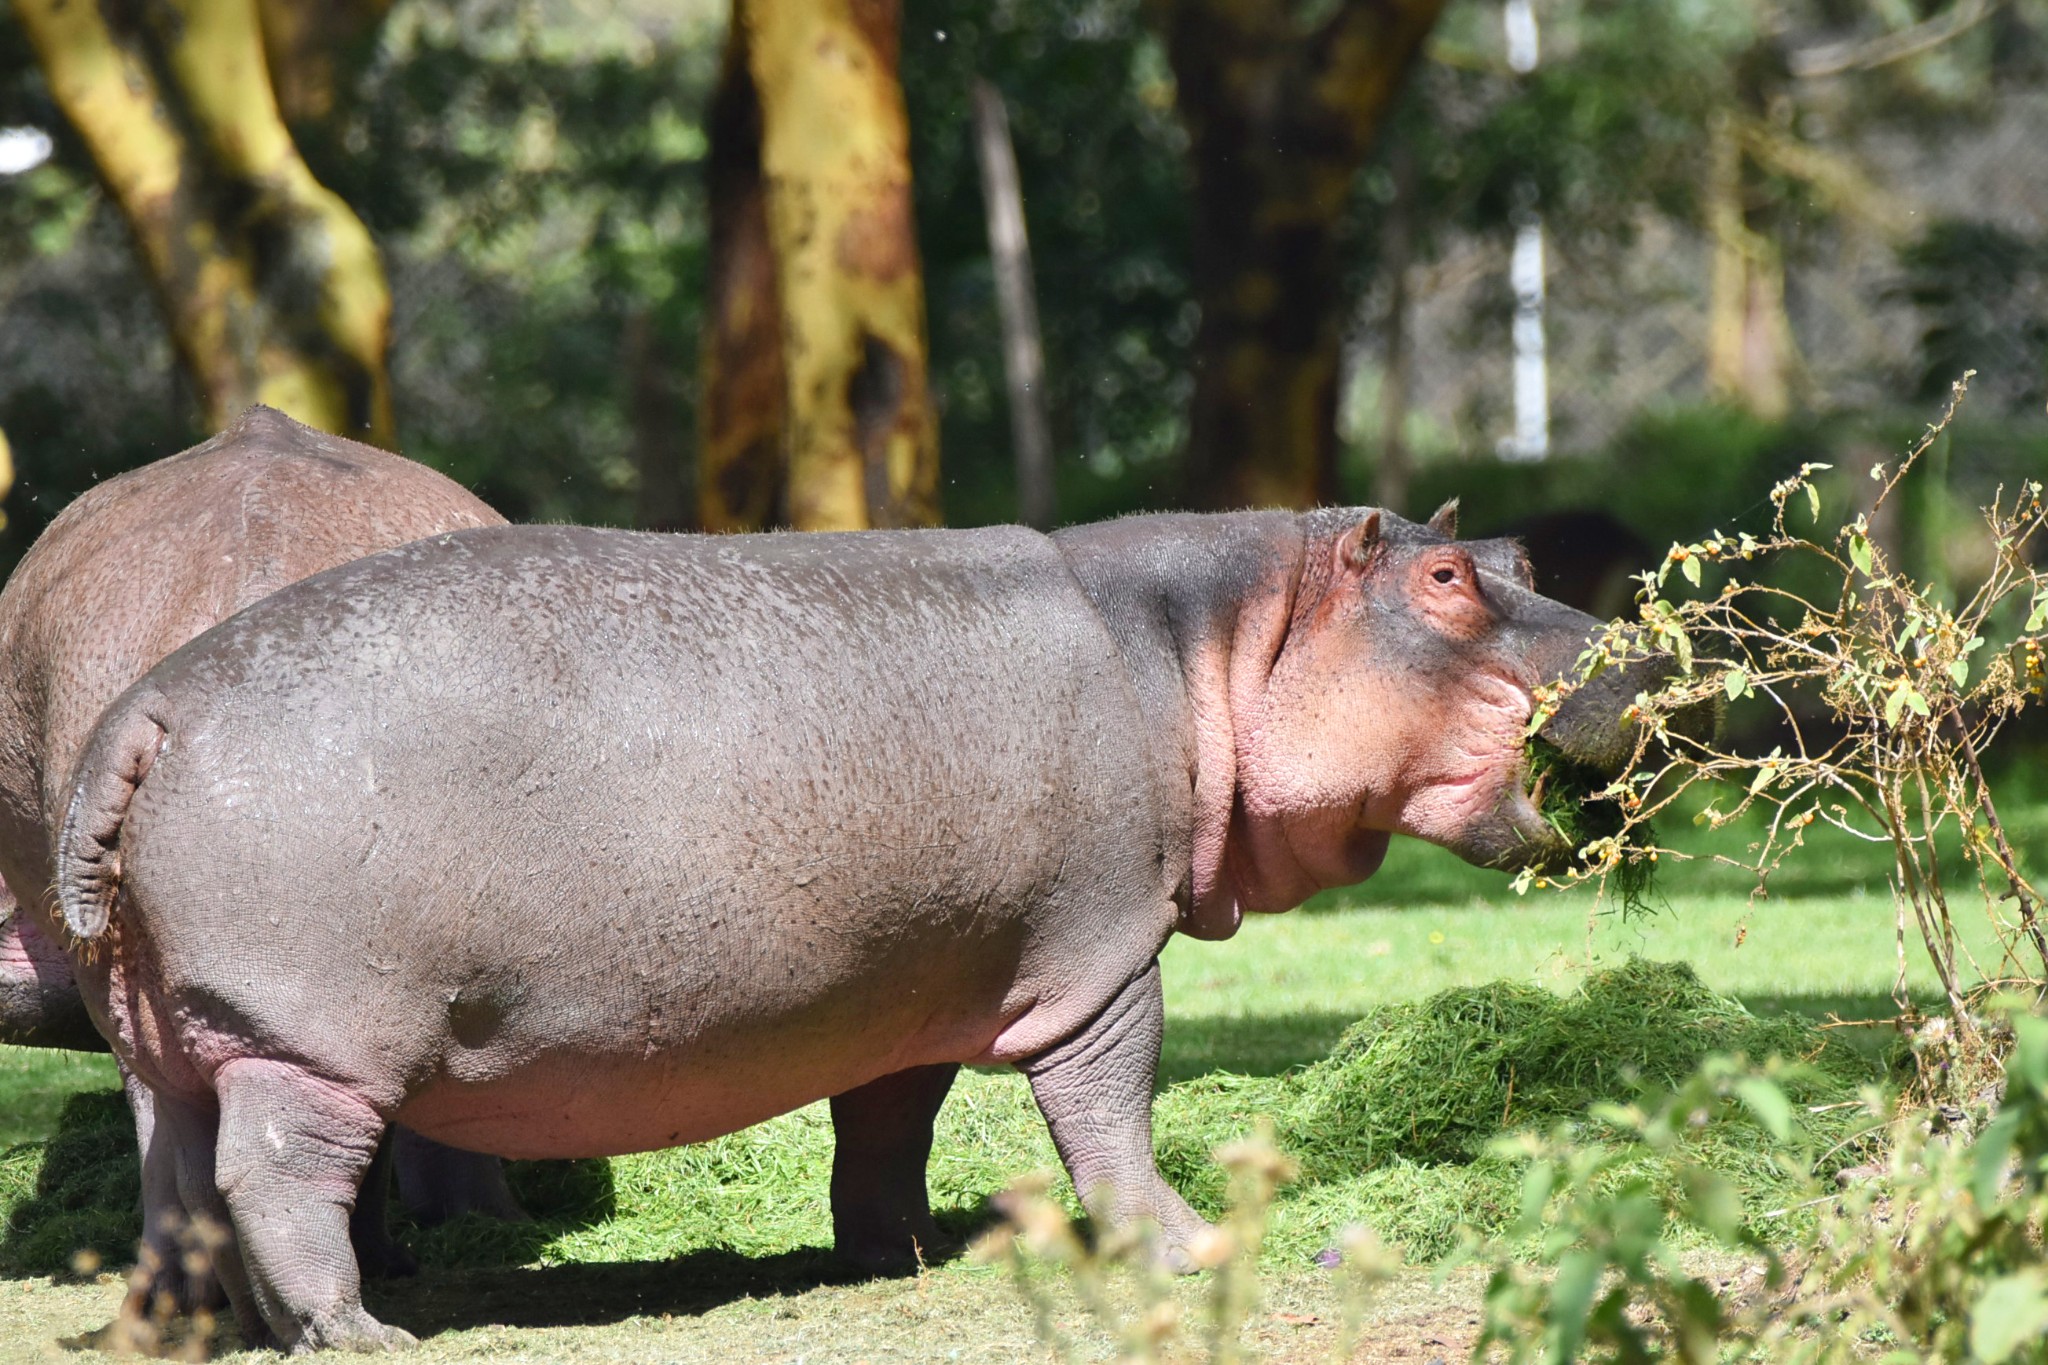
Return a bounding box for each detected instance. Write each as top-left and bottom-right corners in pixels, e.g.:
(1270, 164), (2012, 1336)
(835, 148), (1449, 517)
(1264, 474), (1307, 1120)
(55, 694), (167, 941)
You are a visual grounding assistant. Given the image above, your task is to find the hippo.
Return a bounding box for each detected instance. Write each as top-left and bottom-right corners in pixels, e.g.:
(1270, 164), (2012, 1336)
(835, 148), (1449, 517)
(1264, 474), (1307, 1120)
(0, 407), (519, 1297)
(53, 502), (1667, 1351)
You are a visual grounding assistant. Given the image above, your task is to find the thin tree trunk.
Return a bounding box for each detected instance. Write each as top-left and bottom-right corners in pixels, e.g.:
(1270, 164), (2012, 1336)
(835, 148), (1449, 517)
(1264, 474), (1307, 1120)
(0, 427), (12, 532)
(1376, 143), (1416, 516)
(1705, 114), (1797, 419)
(1151, 0), (1448, 510)
(698, 21), (788, 530)
(18, 0), (395, 444)
(743, 0), (940, 530)
(971, 80), (1055, 531)
(627, 311), (691, 532)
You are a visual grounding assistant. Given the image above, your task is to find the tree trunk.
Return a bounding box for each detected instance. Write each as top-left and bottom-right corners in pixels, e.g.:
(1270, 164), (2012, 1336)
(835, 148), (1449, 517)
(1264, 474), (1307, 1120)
(1705, 118), (1799, 419)
(742, 0), (940, 530)
(699, 20), (789, 531)
(17, 0), (395, 445)
(1151, 0), (1448, 510)
(971, 79), (1055, 531)
(0, 426), (12, 532)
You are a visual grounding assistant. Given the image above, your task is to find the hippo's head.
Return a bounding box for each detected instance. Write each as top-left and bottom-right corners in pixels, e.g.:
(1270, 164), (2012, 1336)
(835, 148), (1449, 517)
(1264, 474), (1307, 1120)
(1210, 502), (1688, 931)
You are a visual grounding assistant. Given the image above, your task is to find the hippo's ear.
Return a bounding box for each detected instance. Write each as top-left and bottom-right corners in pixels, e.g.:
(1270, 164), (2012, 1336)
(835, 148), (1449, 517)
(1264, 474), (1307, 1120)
(1427, 498), (1460, 539)
(1338, 510), (1383, 572)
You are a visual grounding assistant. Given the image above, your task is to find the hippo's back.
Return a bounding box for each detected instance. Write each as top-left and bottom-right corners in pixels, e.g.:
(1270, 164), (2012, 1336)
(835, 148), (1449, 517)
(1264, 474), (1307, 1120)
(0, 407), (502, 906)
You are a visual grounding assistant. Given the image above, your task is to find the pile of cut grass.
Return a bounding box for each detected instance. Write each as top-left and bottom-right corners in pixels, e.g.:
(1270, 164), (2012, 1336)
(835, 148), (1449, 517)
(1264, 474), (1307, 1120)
(0, 1090), (138, 1276)
(1156, 959), (1875, 1258)
(0, 962), (1879, 1279)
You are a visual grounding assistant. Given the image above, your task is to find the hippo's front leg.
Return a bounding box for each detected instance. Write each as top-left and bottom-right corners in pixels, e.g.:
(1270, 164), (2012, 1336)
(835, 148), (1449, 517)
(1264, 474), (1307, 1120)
(1019, 961), (1208, 1267)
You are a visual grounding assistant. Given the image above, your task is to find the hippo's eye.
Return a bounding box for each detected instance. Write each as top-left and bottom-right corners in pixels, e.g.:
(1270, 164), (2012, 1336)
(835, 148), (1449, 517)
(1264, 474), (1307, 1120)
(1432, 567), (1457, 585)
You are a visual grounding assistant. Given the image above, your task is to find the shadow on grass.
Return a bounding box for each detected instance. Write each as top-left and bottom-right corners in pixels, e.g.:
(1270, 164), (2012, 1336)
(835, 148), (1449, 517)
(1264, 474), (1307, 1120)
(1160, 1011), (1358, 1086)
(368, 1222), (988, 1340)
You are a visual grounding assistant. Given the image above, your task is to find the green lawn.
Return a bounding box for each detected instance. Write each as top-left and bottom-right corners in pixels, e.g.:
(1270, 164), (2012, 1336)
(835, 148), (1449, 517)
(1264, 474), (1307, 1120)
(0, 819), (2021, 1359)
(0, 841), (1950, 1157)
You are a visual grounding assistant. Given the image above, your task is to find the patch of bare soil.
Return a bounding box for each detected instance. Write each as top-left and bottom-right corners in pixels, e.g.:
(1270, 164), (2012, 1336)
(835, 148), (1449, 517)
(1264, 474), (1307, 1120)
(0, 1262), (1496, 1365)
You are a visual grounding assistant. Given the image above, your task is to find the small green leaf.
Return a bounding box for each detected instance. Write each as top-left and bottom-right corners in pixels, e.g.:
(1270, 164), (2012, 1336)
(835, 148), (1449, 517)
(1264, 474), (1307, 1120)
(1804, 483), (1821, 521)
(1950, 658), (1970, 688)
(1680, 553), (1702, 587)
(1905, 687), (1930, 717)
(1546, 1250), (1605, 1363)
(1749, 766), (1776, 796)
(1885, 686), (1909, 727)
(2029, 594), (2048, 632)
(1723, 667), (1748, 700)
(1735, 1077), (1794, 1141)
(1849, 532), (1873, 575)
(1970, 1270), (2048, 1364)
(1972, 1109), (2020, 1210)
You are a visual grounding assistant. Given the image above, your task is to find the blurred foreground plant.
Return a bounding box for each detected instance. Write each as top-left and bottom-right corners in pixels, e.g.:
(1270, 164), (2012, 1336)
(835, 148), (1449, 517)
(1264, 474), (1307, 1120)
(973, 1122), (1395, 1364)
(1529, 372), (2048, 1084)
(1464, 1006), (2048, 1365)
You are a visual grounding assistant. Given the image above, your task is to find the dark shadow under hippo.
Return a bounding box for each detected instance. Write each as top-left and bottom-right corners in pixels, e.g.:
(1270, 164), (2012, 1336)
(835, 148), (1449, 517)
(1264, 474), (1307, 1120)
(53, 502), (1687, 1351)
(0, 407), (520, 1302)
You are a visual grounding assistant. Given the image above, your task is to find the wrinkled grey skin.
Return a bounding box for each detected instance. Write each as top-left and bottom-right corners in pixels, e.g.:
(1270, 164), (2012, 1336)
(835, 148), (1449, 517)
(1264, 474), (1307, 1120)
(0, 407), (520, 1300)
(56, 506), (1672, 1351)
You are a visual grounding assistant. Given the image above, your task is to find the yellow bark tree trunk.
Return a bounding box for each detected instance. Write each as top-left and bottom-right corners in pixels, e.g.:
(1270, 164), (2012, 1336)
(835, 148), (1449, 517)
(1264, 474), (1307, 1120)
(0, 426), (12, 532)
(17, 0), (396, 445)
(741, 0), (940, 530)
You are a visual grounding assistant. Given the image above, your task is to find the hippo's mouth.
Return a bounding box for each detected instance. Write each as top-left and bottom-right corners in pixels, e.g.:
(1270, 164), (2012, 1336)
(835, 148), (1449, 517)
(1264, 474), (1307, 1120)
(1486, 739), (1630, 874)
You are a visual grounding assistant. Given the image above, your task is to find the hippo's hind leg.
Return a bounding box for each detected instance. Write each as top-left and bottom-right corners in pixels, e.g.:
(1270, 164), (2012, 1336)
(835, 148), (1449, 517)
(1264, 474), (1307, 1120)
(829, 1062), (960, 1274)
(211, 1059), (416, 1352)
(134, 1087), (270, 1348)
(1019, 961), (1209, 1270)
(391, 1129), (525, 1226)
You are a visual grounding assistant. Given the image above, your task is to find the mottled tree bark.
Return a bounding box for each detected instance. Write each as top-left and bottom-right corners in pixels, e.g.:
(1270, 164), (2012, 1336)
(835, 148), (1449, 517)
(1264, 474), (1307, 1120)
(699, 21), (789, 531)
(18, 0), (395, 445)
(741, 0), (940, 530)
(1150, 0), (1448, 510)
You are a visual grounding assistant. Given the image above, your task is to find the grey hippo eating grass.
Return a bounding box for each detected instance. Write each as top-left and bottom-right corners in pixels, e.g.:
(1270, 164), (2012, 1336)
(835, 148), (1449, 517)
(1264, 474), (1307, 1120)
(52, 494), (1689, 1351)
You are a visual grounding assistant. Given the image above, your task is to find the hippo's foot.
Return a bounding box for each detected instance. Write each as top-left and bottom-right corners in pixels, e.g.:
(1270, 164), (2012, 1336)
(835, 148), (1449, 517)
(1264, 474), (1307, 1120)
(293, 1305), (419, 1354)
(829, 1062), (961, 1276)
(834, 1206), (963, 1277)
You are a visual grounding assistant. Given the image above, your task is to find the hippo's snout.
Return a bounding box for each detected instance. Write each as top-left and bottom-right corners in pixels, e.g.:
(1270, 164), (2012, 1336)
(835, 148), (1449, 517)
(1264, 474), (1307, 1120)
(1537, 646), (1721, 778)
